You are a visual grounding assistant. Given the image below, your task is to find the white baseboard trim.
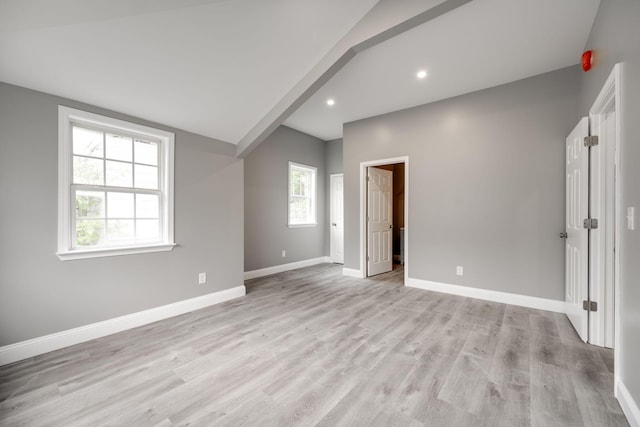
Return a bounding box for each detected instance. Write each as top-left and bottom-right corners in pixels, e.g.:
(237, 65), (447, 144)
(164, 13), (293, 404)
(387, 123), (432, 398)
(244, 256), (331, 280)
(0, 285), (246, 366)
(617, 378), (640, 427)
(406, 277), (565, 313)
(342, 268), (363, 278)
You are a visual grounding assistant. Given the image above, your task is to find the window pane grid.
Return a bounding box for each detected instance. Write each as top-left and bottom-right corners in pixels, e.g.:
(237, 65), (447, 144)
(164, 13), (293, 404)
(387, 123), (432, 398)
(72, 126), (160, 191)
(71, 130), (163, 249)
(61, 107), (174, 258)
(71, 185), (162, 248)
(288, 162), (316, 226)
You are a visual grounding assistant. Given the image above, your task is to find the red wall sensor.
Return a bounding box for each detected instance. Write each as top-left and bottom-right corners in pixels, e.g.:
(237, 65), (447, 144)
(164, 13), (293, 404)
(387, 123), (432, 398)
(582, 50), (593, 72)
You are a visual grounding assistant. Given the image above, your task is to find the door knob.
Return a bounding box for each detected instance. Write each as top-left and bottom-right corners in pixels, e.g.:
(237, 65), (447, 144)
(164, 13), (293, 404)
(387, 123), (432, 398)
(332, 223), (337, 226)
(559, 232), (568, 239)
(389, 224), (393, 229)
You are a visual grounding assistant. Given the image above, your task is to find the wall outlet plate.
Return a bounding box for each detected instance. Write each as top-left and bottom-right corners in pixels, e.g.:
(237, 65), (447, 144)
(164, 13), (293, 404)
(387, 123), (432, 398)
(456, 266), (464, 276)
(282, 250), (286, 257)
(198, 272), (206, 285)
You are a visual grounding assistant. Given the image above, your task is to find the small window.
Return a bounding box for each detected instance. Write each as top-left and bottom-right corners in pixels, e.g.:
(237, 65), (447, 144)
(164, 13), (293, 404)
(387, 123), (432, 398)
(288, 162), (317, 227)
(58, 106), (175, 260)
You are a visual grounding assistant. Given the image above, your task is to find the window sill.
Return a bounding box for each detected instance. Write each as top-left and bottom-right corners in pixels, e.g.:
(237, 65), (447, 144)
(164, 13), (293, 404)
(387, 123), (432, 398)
(288, 223), (317, 228)
(57, 243), (176, 261)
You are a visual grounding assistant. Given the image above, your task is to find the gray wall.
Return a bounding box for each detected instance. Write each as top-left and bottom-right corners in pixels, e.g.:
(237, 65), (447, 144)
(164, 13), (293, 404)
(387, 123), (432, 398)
(324, 138), (343, 256)
(0, 82), (244, 346)
(343, 66), (580, 300)
(244, 126), (326, 271)
(580, 0), (640, 409)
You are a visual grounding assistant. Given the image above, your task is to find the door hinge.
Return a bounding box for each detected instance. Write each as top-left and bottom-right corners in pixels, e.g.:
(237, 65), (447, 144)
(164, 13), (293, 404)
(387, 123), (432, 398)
(583, 218), (599, 229)
(584, 135), (599, 147)
(583, 300), (598, 312)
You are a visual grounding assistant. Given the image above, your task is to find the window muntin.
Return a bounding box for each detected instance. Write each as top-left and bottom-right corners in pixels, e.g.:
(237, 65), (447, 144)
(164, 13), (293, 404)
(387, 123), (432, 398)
(288, 162), (317, 227)
(58, 106), (175, 260)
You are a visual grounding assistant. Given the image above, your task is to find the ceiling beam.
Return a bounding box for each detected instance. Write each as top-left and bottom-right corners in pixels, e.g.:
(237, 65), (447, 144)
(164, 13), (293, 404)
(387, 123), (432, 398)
(235, 0), (473, 158)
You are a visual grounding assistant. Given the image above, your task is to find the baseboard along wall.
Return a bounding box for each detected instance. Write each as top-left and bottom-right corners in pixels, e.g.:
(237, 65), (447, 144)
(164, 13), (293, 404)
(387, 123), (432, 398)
(339, 269), (565, 313)
(0, 285), (246, 366)
(406, 277), (565, 313)
(617, 379), (640, 427)
(244, 256), (331, 280)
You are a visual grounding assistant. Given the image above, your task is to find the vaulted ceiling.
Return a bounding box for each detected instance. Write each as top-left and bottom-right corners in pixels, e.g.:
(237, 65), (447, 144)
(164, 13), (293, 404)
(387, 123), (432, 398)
(286, 0), (600, 141)
(0, 0), (600, 155)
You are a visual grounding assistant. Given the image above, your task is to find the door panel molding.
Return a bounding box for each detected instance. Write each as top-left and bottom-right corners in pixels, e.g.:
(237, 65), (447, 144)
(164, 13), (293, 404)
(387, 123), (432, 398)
(367, 167), (392, 276)
(565, 117), (589, 342)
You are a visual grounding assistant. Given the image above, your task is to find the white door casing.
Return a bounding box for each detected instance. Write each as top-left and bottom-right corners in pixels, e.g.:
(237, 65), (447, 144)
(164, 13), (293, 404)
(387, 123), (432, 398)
(330, 174), (344, 264)
(358, 156), (408, 285)
(588, 64), (621, 349)
(367, 167), (392, 276)
(565, 117), (589, 342)
(589, 109), (616, 348)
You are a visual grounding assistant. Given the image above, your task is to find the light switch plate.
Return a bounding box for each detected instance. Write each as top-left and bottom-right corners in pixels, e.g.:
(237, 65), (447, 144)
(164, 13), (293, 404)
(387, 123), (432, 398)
(628, 207), (635, 230)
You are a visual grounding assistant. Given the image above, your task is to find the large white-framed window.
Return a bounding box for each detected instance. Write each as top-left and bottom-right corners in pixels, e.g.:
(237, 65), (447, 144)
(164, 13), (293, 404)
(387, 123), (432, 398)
(288, 161), (317, 227)
(57, 106), (175, 260)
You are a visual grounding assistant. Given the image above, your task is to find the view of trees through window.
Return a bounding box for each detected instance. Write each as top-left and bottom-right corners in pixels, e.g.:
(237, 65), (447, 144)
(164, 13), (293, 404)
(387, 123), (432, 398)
(72, 125), (161, 247)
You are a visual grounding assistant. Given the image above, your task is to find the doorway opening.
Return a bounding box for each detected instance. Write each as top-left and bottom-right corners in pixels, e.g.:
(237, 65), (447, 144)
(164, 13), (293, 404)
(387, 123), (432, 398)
(359, 157), (409, 285)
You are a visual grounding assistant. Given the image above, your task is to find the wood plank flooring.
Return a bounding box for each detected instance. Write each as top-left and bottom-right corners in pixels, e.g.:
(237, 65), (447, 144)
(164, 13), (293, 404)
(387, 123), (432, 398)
(0, 263), (629, 426)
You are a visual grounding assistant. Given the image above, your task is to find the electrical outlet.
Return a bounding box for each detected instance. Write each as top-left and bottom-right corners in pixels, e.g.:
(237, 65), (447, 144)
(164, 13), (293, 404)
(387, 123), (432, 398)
(282, 250), (286, 258)
(456, 266), (464, 276)
(198, 272), (206, 285)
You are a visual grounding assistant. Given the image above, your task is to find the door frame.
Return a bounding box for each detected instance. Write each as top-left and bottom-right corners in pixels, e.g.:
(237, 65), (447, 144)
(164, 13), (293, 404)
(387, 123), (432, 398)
(329, 173), (344, 264)
(588, 64), (621, 382)
(359, 156), (409, 285)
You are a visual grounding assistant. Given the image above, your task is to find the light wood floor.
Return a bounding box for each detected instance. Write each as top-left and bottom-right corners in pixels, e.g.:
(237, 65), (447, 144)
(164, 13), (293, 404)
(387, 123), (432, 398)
(0, 263), (629, 426)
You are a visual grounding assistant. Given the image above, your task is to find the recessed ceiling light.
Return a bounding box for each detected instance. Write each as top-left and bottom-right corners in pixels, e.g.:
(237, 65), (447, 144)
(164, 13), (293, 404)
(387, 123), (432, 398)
(326, 98), (335, 106)
(417, 70), (428, 79)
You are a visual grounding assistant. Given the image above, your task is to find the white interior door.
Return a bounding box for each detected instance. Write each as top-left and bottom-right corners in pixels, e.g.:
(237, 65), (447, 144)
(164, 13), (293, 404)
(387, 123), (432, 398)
(565, 117), (589, 342)
(367, 167), (392, 276)
(330, 174), (344, 264)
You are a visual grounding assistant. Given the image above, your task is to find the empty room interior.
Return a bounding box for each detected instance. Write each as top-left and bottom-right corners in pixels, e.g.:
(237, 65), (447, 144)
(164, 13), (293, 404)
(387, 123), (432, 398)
(1, 0), (640, 426)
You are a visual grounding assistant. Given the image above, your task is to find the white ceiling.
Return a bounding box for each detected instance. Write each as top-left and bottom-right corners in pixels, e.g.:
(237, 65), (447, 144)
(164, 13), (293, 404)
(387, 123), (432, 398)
(0, 0), (601, 146)
(285, 0), (600, 141)
(0, 0), (379, 144)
